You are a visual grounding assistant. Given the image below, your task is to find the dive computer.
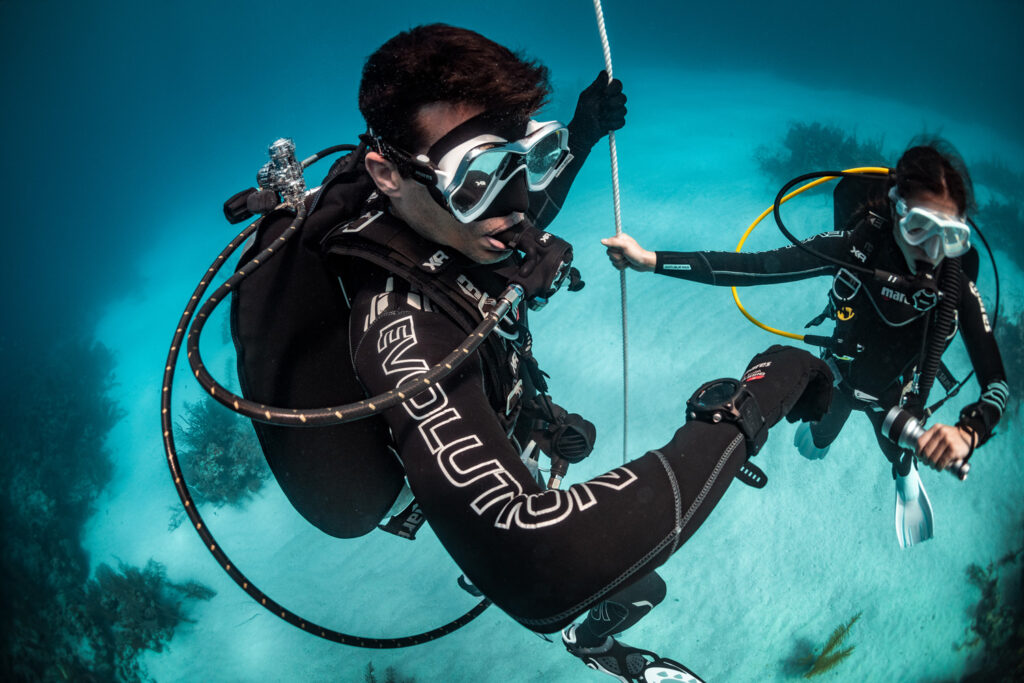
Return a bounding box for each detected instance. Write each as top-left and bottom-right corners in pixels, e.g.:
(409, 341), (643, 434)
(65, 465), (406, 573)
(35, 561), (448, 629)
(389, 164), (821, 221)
(685, 378), (768, 456)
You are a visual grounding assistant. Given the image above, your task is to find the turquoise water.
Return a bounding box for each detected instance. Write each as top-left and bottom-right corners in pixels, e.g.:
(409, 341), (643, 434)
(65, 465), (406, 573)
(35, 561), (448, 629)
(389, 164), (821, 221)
(2, 1), (1022, 681)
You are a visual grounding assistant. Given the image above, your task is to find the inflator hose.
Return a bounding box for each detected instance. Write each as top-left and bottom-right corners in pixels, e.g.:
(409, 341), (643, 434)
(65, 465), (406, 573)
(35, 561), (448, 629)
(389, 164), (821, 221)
(182, 199), (523, 428)
(912, 258), (962, 418)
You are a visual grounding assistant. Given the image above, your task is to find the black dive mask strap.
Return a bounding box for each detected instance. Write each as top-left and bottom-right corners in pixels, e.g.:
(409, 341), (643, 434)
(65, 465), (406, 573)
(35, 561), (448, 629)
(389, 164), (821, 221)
(426, 111), (527, 162)
(359, 131), (439, 189)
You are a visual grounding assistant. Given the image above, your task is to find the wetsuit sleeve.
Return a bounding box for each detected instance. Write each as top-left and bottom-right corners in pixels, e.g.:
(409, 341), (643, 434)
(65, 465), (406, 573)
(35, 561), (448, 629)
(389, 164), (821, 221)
(529, 72), (626, 229)
(349, 279), (827, 634)
(955, 253), (1008, 446)
(527, 136), (593, 229)
(653, 231), (849, 286)
(347, 278), (748, 632)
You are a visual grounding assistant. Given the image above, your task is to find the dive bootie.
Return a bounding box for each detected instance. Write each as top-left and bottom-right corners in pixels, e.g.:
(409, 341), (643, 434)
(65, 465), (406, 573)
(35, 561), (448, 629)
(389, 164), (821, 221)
(793, 421), (830, 460)
(562, 624), (705, 682)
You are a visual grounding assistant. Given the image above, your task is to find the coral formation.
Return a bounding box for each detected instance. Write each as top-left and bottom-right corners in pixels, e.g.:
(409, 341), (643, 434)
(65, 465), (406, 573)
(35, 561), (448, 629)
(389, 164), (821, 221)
(364, 661), (417, 682)
(793, 612), (862, 679)
(964, 155), (1024, 271)
(955, 526), (1024, 682)
(993, 312), (1022, 415)
(975, 197), (1024, 272)
(0, 338), (214, 682)
(755, 122), (886, 187)
(82, 560), (216, 681)
(175, 395), (269, 507)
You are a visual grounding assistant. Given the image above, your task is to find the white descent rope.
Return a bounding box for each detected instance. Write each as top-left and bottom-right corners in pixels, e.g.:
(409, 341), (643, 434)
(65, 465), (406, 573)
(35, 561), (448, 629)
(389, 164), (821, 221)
(591, 0), (629, 463)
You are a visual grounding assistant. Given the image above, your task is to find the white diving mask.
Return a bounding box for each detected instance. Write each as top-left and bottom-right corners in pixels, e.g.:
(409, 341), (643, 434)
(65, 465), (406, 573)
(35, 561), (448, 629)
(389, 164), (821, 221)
(889, 186), (971, 262)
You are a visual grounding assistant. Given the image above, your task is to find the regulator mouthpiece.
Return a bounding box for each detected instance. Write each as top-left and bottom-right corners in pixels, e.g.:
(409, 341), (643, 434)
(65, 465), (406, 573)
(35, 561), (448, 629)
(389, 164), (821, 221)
(492, 221), (584, 311)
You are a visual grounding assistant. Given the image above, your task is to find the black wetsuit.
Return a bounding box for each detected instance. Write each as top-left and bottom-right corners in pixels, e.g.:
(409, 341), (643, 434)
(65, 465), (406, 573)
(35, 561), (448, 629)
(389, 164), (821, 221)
(327, 203), (827, 634)
(655, 209), (1008, 470)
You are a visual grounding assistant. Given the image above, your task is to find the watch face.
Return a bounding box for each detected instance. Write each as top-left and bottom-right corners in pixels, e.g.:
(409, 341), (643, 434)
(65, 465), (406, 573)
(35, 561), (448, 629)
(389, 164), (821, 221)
(696, 379), (740, 409)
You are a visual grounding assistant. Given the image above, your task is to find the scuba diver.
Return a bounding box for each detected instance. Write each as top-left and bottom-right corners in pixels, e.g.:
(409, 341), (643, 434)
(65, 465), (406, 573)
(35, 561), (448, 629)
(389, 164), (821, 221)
(219, 24), (835, 683)
(602, 140), (1008, 548)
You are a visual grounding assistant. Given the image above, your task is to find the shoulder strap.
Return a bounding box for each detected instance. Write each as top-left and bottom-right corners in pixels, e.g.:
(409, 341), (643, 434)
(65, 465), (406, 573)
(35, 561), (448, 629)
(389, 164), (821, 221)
(323, 210), (515, 410)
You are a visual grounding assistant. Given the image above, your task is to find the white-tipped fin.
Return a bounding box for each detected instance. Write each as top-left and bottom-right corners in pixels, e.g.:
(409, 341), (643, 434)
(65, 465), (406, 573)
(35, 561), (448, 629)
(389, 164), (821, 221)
(895, 466), (934, 548)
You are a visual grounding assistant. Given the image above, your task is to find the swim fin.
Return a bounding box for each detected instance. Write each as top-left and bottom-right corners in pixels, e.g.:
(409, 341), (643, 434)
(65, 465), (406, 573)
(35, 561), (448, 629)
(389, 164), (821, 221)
(793, 422), (829, 460)
(562, 625), (705, 682)
(894, 464), (934, 548)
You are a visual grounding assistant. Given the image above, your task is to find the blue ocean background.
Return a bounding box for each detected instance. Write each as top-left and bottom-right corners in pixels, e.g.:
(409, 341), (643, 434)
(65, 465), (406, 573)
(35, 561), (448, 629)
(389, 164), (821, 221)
(2, 0), (1022, 680)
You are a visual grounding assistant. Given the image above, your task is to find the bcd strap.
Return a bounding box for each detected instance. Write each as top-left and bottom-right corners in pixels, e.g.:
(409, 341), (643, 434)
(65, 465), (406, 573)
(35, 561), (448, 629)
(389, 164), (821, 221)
(324, 211), (526, 417)
(736, 461), (767, 489)
(379, 501), (427, 540)
(936, 362), (959, 394)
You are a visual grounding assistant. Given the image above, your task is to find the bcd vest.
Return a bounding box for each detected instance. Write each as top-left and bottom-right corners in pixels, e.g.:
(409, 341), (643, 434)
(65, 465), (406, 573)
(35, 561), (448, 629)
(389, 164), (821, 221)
(231, 177), (532, 540)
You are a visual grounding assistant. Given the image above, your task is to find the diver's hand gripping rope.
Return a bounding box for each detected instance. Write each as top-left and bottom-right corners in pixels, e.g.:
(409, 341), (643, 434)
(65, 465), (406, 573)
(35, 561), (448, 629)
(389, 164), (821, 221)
(592, 0), (629, 464)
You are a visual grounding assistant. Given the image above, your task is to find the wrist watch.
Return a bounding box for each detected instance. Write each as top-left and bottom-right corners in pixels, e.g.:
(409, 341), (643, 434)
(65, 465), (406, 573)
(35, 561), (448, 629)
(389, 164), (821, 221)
(685, 378), (768, 456)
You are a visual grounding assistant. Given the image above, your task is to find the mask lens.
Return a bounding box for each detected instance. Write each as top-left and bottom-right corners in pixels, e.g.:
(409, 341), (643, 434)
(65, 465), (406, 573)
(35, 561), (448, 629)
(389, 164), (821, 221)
(450, 168), (493, 214)
(525, 130), (566, 187)
(899, 208), (970, 257)
(900, 212), (933, 244)
(449, 148), (509, 215)
(942, 224), (970, 256)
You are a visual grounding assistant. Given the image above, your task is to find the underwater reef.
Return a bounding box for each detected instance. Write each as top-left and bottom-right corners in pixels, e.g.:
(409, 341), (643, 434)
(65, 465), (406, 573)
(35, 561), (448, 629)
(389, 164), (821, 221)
(80, 559), (215, 681)
(0, 338), (213, 682)
(173, 395), (269, 511)
(971, 157), (1024, 272)
(994, 312), (1023, 415)
(953, 523), (1024, 682)
(755, 121), (887, 187)
(364, 661), (417, 683)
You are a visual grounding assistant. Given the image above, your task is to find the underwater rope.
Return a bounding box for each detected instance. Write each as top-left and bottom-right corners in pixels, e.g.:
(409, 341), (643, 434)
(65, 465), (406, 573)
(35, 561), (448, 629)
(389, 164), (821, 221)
(592, 0), (629, 464)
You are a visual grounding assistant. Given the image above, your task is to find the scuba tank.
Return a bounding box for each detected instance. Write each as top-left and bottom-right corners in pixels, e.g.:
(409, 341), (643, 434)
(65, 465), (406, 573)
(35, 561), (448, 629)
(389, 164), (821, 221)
(229, 145), (401, 539)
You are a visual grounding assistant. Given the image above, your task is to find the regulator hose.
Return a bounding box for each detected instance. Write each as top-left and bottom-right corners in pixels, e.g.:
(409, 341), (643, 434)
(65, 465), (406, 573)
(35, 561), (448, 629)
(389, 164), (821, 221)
(913, 258), (962, 418)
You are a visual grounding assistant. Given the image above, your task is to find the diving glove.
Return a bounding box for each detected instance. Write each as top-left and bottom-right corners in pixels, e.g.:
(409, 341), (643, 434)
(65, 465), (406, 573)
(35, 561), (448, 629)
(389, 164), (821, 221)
(740, 345), (834, 427)
(568, 70), (628, 151)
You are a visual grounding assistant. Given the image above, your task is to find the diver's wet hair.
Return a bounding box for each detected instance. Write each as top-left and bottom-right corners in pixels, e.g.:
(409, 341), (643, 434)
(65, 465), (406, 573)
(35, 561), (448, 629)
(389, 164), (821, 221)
(359, 24), (551, 153)
(893, 137), (975, 216)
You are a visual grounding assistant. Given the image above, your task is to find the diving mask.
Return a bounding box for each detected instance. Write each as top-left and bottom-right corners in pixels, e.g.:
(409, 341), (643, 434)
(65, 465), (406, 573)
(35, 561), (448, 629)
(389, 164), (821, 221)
(369, 114), (572, 223)
(889, 186), (971, 261)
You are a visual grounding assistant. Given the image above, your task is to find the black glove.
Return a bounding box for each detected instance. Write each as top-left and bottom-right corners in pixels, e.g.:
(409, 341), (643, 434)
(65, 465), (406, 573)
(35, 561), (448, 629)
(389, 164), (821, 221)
(567, 70), (627, 151)
(739, 345), (834, 426)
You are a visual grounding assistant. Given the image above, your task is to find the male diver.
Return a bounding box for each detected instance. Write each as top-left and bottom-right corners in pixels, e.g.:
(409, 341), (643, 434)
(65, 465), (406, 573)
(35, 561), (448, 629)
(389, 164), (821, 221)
(603, 141), (1008, 548)
(232, 24), (834, 682)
